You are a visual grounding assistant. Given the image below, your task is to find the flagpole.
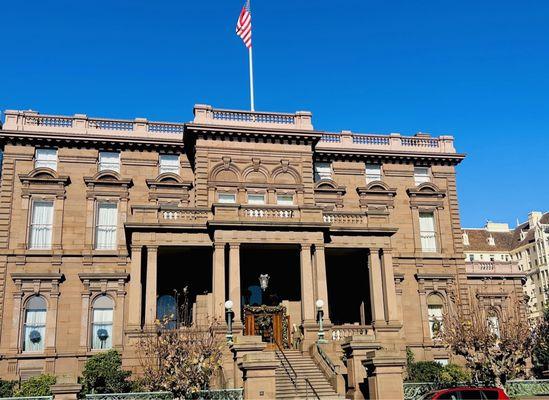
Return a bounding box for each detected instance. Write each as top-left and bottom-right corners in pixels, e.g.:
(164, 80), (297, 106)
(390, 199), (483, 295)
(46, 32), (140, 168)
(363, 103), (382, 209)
(248, 46), (255, 111)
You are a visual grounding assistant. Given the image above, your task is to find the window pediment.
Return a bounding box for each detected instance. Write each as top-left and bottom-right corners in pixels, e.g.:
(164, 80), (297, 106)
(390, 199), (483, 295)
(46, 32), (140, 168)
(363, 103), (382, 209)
(19, 169), (70, 198)
(84, 172), (132, 199)
(356, 184), (397, 214)
(146, 175), (193, 206)
(407, 183), (446, 209)
(314, 180), (346, 209)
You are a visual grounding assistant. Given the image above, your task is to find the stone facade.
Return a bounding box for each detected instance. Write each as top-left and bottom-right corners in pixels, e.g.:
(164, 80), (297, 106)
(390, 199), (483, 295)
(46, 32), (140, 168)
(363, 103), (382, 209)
(0, 105), (468, 393)
(463, 212), (549, 321)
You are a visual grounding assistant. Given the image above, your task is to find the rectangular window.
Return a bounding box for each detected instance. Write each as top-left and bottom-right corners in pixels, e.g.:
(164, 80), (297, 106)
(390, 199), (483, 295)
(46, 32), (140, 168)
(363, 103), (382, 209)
(95, 203), (118, 250)
(414, 166), (430, 185)
(159, 154), (180, 175)
(99, 152), (120, 173)
(218, 193), (236, 204)
(35, 148), (57, 171)
(365, 164), (382, 183)
(314, 162), (332, 182)
(419, 212), (437, 252)
(469, 254), (474, 262)
(247, 193), (266, 205)
(29, 201), (54, 249)
(276, 194), (294, 205)
(92, 307), (113, 350)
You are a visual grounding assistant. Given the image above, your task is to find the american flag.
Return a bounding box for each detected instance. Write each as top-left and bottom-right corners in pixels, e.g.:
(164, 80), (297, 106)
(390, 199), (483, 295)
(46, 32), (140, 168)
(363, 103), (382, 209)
(236, 0), (252, 49)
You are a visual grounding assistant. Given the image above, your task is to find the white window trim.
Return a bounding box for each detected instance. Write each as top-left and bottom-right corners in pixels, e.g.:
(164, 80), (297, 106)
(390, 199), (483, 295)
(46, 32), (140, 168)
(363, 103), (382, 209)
(276, 194), (294, 206)
(414, 166), (430, 185)
(218, 193), (237, 204)
(98, 152), (121, 173)
(35, 148), (58, 171)
(28, 200), (54, 250)
(159, 154), (180, 175)
(365, 163), (382, 184)
(94, 202), (118, 250)
(419, 212), (437, 253)
(314, 162), (332, 182)
(247, 193), (266, 205)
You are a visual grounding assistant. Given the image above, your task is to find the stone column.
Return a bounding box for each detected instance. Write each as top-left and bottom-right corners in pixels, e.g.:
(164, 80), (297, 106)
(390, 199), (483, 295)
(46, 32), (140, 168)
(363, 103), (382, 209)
(79, 291), (91, 351)
(238, 352), (279, 400)
(300, 244), (315, 324)
(314, 244), (331, 323)
(381, 250), (399, 325)
(212, 242), (226, 321)
(368, 248), (386, 327)
(229, 243), (242, 324)
(10, 292), (23, 352)
(145, 245), (158, 325)
(46, 291), (60, 354)
(128, 245), (142, 328)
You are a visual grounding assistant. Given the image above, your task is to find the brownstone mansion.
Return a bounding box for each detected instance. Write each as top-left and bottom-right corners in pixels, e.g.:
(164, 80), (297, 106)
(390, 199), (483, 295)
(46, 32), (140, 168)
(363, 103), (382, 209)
(0, 105), (525, 398)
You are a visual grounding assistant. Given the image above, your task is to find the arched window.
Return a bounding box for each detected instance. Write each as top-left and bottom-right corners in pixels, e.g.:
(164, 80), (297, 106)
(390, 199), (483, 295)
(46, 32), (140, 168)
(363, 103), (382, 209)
(157, 294), (177, 329)
(487, 310), (500, 338)
(23, 296), (47, 352)
(91, 296), (114, 350)
(427, 294), (444, 339)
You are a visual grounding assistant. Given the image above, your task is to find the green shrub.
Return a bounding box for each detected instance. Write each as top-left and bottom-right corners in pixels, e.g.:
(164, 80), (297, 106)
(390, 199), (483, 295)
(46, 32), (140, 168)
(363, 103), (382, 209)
(0, 379), (16, 397)
(80, 350), (133, 395)
(440, 363), (471, 383)
(14, 374), (56, 397)
(407, 361), (444, 382)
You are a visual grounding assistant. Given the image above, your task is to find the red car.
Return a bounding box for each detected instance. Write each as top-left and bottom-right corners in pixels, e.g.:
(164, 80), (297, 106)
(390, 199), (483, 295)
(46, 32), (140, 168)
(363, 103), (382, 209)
(420, 387), (510, 400)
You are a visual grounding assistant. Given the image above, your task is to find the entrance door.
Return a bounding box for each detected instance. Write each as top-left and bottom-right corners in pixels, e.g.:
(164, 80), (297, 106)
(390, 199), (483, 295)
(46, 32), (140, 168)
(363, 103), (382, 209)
(244, 305), (290, 349)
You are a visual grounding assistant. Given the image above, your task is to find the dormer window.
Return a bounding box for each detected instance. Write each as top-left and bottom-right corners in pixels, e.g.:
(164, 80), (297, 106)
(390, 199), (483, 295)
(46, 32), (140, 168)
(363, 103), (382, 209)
(414, 166), (430, 185)
(99, 152), (120, 173)
(488, 236), (495, 246)
(365, 164), (382, 184)
(314, 162), (332, 182)
(35, 148), (58, 171)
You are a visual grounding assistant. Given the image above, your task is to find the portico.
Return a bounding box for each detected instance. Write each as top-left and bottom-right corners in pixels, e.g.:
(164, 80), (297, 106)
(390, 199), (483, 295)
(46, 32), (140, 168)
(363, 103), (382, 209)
(125, 228), (401, 349)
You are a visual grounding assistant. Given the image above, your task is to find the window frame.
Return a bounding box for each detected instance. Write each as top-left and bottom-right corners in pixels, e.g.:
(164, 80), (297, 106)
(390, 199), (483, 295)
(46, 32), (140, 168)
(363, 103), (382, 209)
(314, 162), (332, 182)
(365, 163), (382, 184)
(419, 211), (437, 253)
(98, 151), (121, 173)
(276, 194), (294, 206)
(94, 201), (118, 250)
(22, 295), (47, 353)
(34, 148), (58, 171)
(247, 192), (266, 205)
(414, 166), (430, 185)
(217, 192), (237, 204)
(28, 199), (54, 250)
(159, 154), (180, 175)
(90, 295), (115, 350)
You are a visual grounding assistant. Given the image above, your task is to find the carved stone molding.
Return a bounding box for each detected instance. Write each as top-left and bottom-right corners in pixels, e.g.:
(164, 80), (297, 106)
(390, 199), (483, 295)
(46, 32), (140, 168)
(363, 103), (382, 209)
(146, 174), (192, 206)
(407, 183), (446, 209)
(314, 180), (346, 209)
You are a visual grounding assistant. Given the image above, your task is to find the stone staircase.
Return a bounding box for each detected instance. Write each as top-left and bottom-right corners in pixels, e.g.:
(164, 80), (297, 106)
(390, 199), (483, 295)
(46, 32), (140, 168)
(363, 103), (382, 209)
(275, 349), (343, 399)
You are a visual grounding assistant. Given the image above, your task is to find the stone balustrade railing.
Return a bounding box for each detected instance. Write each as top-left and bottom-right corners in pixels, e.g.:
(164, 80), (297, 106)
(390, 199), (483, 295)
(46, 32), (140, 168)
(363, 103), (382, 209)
(239, 205), (298, 220)
(331, 324), (373, 341)
(466, 261), (523, 275)
(323, 211), (367, 225)
(193, 104), (314, 130)
(161, 208), (210, 223)
(317, 130), (456, 154)
(2, 110), (185, 137)
(3, 107), (457, 156)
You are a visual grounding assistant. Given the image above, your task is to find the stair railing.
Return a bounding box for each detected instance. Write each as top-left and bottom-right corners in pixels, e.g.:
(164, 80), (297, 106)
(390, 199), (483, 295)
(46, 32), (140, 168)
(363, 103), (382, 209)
(304, 378), (321, 400)
(275, 340), (298, 390)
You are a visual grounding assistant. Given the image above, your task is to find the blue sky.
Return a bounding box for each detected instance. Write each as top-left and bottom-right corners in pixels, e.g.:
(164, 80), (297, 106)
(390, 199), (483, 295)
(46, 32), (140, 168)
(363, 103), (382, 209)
(1, 0), (548, 227)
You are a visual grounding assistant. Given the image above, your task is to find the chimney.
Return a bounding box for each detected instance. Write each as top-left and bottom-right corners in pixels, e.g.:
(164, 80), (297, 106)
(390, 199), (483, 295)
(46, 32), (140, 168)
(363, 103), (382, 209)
(529, 211), (543, 227)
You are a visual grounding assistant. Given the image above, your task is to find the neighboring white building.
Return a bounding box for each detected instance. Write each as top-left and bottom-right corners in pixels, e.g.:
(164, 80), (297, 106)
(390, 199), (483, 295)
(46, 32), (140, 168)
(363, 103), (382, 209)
(463, 211), (549, 320)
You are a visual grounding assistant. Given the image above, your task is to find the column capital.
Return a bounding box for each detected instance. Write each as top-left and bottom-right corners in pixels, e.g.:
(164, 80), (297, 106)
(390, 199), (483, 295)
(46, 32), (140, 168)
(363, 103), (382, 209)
(314, 243), (326, 251)
(130, 244), (142, 251)
(300, 243), (312, 251)
(381, 248), (393, 256)
(214, 242), (226, 250)
(369, 247), (381, 253)
(146, 245), (158, 252)
(229, 242), (241, 249)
